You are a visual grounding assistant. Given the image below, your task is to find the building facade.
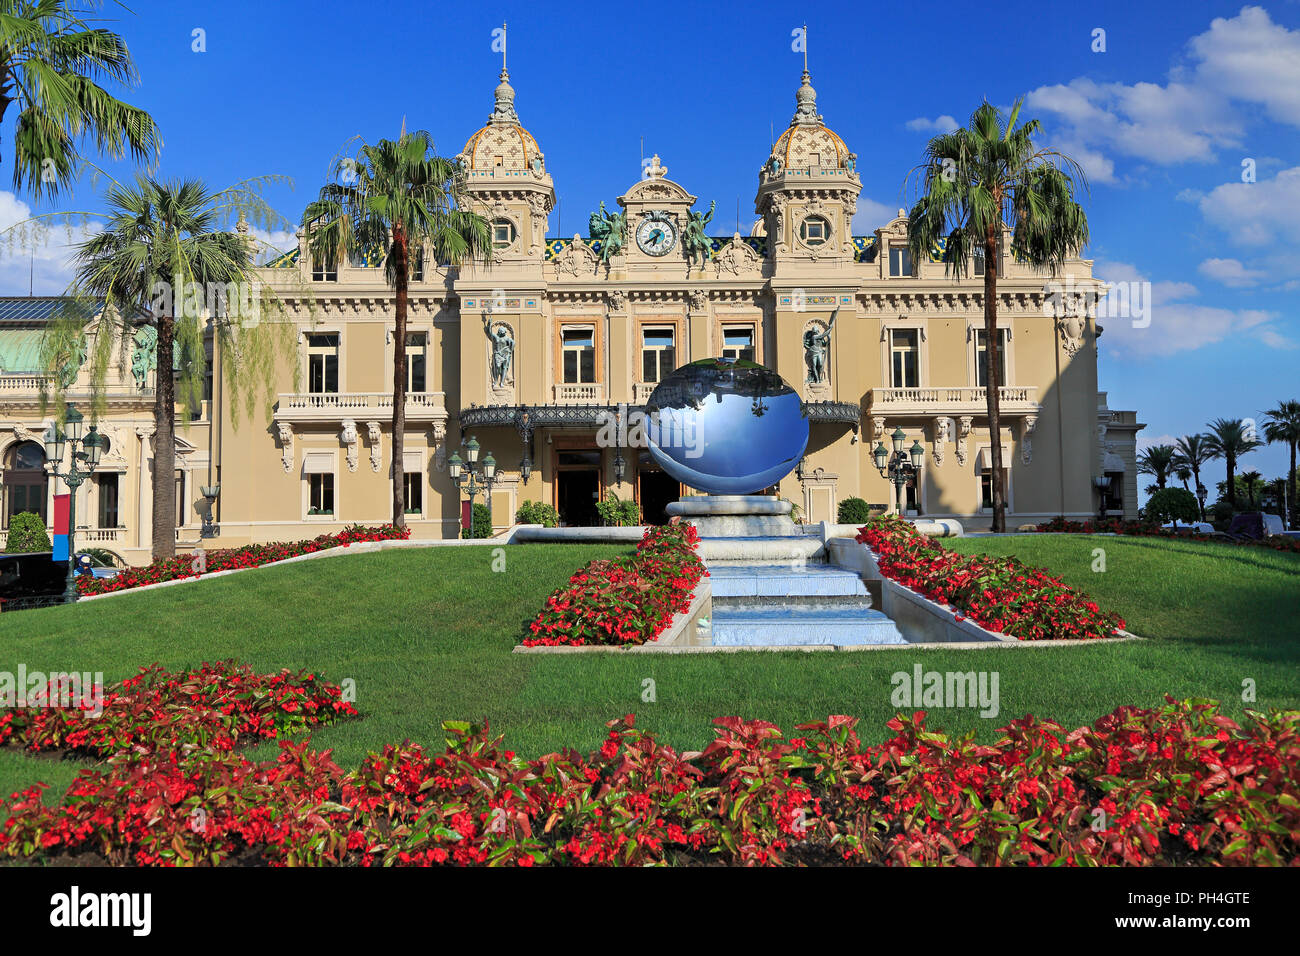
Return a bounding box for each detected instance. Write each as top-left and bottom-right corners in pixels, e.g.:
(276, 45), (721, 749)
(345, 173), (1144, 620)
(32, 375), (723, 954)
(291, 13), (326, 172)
(0, 67), (1143, 564)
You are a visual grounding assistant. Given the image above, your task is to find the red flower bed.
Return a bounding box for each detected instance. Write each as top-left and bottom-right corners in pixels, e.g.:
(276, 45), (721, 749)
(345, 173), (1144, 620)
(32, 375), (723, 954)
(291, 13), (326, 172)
(0, 661), (358, 759)
(521, 524), (706, 647)
(78, 524), (411, 595)
(857, 515), (1125, 640)
(1037, 516), (1300, 554)
(3, 683), (1296, 865)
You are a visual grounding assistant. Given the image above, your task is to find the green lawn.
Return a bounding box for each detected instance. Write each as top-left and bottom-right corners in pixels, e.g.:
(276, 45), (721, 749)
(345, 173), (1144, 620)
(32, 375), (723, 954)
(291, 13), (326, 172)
(1, 535), (1296, 802)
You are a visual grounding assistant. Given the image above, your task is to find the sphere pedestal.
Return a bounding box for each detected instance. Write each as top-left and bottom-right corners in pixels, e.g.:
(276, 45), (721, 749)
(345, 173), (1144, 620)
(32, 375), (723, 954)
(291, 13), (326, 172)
(666, 495), (795, 538)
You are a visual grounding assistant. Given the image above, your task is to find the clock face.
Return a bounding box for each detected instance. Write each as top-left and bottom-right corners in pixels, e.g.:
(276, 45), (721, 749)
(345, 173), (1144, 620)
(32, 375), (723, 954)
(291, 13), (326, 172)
(636, 215), (678, 256)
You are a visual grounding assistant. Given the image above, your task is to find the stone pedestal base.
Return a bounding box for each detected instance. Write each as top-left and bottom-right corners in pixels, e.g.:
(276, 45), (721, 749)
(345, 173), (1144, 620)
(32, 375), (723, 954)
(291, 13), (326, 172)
(666, 495), (796, 538)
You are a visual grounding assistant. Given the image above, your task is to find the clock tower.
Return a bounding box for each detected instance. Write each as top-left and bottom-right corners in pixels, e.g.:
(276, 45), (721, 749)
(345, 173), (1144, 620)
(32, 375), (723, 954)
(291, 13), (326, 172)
(616, 154), (705, 275)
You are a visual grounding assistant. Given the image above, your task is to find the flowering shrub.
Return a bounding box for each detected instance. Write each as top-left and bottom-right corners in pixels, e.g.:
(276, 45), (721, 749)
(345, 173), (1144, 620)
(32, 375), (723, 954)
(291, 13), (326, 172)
(857, 515), (1124, 640)
(1037, 516), (1300, 554)
(77, 524), (411, 595)
(521, 524), (706, 647)
(3, 690), (1296, 866)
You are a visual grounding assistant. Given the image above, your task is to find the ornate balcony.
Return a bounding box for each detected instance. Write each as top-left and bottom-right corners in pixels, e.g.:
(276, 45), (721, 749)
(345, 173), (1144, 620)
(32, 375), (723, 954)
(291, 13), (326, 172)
(274, 391), (448, 425)
(866, 385), (1039, 418)
(552, 383), (604, 404)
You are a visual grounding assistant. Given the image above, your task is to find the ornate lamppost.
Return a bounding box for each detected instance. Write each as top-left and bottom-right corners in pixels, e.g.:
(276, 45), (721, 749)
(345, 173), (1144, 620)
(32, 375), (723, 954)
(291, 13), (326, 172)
(1195, 482), (1208, 523)
(872, 427), (924, 515)
(200, 484), (221, 538)
(1092, 475), (1112, 522)
(447, 437), (496, 531)
(44, 405), (104, 603)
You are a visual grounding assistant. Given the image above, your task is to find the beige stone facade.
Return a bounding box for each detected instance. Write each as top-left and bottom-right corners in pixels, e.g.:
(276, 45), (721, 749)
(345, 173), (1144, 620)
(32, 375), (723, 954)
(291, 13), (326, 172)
(0, 67), (1143, 565)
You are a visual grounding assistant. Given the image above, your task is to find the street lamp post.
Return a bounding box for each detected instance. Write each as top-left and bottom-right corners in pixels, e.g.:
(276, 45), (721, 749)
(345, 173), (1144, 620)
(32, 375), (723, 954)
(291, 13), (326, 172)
(1092, 475), (1112, 522)
(872, 427), (925, 516)
(447, 437), (497, 535)
(1195, 483), (1208, 523)
(44, 405), (104, 603)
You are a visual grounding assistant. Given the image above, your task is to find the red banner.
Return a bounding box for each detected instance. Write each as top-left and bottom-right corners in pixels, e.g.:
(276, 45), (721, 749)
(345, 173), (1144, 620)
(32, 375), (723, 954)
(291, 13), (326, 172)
(52, 494), (70, 535)
(461, 499), (472, 531)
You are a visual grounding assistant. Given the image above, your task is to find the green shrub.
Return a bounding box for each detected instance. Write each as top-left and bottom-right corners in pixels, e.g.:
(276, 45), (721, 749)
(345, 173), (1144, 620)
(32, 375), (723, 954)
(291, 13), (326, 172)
(837, 497), (873, 525)
(1144, 487), (1200, 526)
(460, 502), (493, 539)
(4, 512), (51, 553)
(595, 493), (641, 527)
(515, 500), (559, 527)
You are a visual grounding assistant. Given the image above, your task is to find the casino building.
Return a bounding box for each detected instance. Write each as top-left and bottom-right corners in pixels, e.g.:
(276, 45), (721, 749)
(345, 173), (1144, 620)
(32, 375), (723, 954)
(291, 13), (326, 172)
(0, 64), (1142, 563)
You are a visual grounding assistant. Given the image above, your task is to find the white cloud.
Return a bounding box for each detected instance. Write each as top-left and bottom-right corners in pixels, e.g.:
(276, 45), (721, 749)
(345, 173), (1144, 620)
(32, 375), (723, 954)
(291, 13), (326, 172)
(1138, 433), (1179, 452)
(851, 196), (898, 234)
(1196, 165), (1300, 245)
(1025, 7), (1300, 175)
(1094, 259), (1290, 356)
(904, 115), (959, 134)
(1197, 257), (1267, 287)
(0, 191), (99, 295)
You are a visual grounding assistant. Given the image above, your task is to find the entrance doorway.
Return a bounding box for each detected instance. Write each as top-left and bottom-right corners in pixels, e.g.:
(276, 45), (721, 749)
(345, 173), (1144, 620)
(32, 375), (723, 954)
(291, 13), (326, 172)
(555, 449), (601, 526)
(637, 455), (679, 525)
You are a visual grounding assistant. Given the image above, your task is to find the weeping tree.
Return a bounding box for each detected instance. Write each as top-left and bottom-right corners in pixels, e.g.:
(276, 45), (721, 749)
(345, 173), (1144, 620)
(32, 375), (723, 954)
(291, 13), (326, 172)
(905, 99), (1089, 532)
(38, 174), (296, 561)
(0, 0), (161, 199)
(304, 129), (490, 529)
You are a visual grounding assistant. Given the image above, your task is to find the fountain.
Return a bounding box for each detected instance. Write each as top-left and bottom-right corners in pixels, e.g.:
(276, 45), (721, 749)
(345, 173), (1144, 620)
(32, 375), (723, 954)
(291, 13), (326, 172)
(646, 359), (905, 646)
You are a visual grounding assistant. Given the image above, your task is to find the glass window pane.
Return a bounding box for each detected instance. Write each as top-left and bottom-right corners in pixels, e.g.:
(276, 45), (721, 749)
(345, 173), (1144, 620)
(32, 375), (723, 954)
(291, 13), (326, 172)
(580, 349), (595, 383)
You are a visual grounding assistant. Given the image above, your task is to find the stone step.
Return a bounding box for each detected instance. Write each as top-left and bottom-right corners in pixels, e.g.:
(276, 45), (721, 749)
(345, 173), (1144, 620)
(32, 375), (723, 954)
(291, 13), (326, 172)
(711, 595), (874, 610)
(698, 537), (826, 564)
(709, 605), (907, 646)
(708, 563), (868, 598)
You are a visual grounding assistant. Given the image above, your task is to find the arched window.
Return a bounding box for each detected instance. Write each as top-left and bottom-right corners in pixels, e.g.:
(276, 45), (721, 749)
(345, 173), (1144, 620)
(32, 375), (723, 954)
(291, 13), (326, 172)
(4, 441), (47, 526)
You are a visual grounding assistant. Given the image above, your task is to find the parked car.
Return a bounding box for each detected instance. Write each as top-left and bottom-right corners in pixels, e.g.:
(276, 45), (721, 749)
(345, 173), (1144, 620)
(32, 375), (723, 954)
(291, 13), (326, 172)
(75, 552), (121, 580)
(1224, 512), (1286, 541)
(0, 552), (66, 611)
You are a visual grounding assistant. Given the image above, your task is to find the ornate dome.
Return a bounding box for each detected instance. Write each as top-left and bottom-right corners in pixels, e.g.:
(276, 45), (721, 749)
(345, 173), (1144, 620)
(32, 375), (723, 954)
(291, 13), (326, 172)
(769, 71), (851, 170)
(459, 69), (545, 173)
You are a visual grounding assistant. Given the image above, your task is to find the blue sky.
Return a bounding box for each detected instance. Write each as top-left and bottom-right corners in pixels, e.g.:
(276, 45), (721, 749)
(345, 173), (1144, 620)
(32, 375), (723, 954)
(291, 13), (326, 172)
(2, 0), (1297, 484)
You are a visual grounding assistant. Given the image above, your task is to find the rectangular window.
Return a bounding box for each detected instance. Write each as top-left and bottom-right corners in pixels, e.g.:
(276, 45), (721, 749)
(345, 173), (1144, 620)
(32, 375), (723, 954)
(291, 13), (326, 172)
(175, 470), (186, 527)
(889, 244), (912, 277)
(1104, 472), (1124, 512)
(406, 332), (427, 392)
(974, 329), (1009, 388)
(98, 474), (119, 529)
(722, 326), (755, 363)
(890, 330), (920, 388)
(561, 327), (596, 384)
(311, 258), (337, 282)
(309, 473), (334, 515)
(307, 333), (339, 394)
(403, 472), (423, 514)
(980, 468), (1010, 511)
(640, 326), (676, 383)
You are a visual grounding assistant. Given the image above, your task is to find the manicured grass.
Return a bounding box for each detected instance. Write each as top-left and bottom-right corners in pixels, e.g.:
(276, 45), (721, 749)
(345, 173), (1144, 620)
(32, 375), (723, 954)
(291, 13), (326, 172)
(1, 535), (1296, 803)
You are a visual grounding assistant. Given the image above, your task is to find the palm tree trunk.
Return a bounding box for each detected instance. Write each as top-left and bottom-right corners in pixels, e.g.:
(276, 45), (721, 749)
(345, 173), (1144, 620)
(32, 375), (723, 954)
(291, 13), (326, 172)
(1226, 453), (1236, 512)
(152, 314), (177, 561)
(982, 223), (1005, 533)
(1290, 441), (1297, 529)
(391, 225), (408, 530)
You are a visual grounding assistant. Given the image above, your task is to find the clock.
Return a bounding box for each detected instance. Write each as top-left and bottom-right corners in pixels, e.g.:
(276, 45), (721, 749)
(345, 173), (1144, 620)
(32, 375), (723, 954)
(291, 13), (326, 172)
(636, 212), (678, 256)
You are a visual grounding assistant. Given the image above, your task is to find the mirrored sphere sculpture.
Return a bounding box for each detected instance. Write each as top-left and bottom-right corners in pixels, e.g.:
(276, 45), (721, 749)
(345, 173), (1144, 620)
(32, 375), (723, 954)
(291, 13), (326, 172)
(645, 358), (809, 495)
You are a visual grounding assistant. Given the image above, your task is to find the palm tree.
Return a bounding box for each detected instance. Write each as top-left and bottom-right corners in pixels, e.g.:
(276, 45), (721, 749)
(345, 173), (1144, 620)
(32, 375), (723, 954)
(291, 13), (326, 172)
(1240, 470), (1263, 510)
(905, 99), (1089, 532)
(69, 176), (255, 561)
(0, 0), (161, 198)
(1262, 399), (1300, 528)
(1137, 444), (1176, 490)
(304, 129), (490, 529)
(1173, 433), (1214, 518)
(1174, 465), (1192, 492)
(1204, 417), (1262, 513)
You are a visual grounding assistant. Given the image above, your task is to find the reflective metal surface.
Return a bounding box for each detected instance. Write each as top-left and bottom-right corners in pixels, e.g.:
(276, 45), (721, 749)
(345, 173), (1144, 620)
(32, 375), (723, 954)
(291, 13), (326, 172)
(645, 358), (809, 495)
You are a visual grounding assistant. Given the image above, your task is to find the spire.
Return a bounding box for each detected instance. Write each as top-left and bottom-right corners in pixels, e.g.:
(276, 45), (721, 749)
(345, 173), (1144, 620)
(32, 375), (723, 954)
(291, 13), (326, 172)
(489, 21), (518, 124)
(791, 23), (822, 127)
